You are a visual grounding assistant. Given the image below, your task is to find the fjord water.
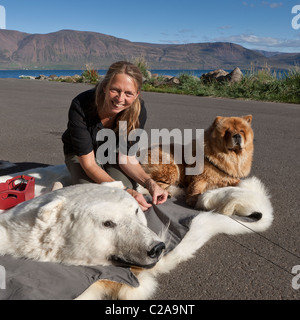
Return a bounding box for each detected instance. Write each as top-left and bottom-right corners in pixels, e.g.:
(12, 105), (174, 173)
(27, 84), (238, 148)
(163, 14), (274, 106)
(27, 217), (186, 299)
(0, 69), (212, 79)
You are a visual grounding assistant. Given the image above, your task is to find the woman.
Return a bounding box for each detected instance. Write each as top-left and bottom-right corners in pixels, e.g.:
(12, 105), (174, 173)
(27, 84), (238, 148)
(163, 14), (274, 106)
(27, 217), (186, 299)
(62, 61), (168, 211)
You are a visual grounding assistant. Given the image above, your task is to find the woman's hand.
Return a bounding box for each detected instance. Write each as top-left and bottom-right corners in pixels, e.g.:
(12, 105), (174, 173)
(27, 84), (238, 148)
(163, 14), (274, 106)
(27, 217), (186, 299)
(126, 189), (152, 211)
(145, 179), (169, 205)
(118, 153), (168, 208)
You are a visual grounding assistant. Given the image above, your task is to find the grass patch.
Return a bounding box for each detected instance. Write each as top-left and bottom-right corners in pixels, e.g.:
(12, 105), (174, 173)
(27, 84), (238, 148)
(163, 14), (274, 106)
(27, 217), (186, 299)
(39, 59), (299, 104)
(141, 66), (300, 104)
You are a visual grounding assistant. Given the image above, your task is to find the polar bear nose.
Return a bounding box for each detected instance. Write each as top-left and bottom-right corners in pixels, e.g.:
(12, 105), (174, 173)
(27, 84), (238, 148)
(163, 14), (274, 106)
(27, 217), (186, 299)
(147, 242), (166, 259)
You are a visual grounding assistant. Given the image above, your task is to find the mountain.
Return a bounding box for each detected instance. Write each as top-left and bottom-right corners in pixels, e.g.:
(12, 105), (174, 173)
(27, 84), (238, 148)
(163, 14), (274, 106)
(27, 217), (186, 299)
(0, 29), (298, 70)
(254, 50), (284, 58)
(268, 52), (300, 69)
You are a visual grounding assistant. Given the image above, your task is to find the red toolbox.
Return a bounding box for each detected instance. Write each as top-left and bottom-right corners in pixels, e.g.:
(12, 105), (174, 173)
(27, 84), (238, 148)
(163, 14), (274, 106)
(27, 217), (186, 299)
(0, 175), (35, 210)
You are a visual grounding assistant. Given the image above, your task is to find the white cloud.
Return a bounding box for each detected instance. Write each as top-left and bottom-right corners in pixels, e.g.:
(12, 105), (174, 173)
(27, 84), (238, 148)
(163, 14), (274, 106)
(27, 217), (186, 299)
(159, 39), (181, 44)
(242, 2), (255, 8)
(215, 34), (300, 52)
(218, 25), (232, 30)
(243, 1), (283, 9)
(178, 29), (193, 34)
(261, 1), (283, 9)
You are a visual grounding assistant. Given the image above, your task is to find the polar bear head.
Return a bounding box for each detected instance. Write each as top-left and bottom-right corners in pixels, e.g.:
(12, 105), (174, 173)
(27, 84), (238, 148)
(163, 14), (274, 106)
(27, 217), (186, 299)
(0, 182), (165, 268)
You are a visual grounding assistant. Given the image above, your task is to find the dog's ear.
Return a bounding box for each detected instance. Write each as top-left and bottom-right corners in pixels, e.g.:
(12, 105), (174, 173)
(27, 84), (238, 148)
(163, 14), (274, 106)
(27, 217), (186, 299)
(37, 197), (65, 222)
(243, 115), (252, 124)
(213, 116), (224, 126)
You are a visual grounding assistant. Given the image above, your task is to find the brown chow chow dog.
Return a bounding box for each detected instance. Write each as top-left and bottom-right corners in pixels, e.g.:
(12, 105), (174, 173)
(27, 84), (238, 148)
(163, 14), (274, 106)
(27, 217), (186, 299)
(141, 115), (254, 208)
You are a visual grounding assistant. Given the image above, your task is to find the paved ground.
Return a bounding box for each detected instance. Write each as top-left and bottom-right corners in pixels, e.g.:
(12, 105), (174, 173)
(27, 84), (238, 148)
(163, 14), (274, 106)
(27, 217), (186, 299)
(0, 78), (299, 300)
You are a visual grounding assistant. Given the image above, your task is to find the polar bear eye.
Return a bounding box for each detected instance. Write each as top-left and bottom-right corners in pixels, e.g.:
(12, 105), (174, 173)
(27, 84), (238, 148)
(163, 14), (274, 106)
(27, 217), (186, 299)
(135, 208), (139, 215)
(103, 220), (116, 228)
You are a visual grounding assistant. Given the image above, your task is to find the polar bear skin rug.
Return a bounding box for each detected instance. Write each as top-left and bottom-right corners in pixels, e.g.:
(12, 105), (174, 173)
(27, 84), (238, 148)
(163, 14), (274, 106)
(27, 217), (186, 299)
(0, 164), (273, 300)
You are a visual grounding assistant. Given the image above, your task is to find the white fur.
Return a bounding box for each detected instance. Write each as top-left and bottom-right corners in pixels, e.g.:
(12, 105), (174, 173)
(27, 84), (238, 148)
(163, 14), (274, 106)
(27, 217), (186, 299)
(195, 176), (273, 217)
(0, 164), (273, 300)
(0, 164), (71, 201)
(78, 177), (273, 300)
(0, 182), (163, 268)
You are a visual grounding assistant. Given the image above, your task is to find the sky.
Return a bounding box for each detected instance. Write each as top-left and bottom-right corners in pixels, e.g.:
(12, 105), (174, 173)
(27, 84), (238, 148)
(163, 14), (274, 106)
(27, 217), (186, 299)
(0, 0), (299, 53)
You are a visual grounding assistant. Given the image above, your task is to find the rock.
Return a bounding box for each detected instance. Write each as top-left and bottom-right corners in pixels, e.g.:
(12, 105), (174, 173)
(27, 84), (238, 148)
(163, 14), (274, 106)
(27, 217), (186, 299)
(62, 76), (76, 83)
(150, 75), (180, 87)
(35, 74), (47, 80)
(145, 70), (152, 80)
(168, 76), (180, 85)
(201, 69), (229, 83)
(201, 67), (243, 84)
(227, 67), (243, 84)
(162, 75), (173, 81)
(19, 75), (36, 80)
(48, 75), (58, 80)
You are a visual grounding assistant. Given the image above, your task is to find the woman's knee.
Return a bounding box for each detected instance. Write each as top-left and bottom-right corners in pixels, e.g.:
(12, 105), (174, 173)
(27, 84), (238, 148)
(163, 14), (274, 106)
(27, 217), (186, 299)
(65, 154), (94, 185)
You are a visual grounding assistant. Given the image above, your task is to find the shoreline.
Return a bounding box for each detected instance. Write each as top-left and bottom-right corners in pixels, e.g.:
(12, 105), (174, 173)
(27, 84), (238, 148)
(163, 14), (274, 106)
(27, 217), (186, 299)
(1, 66), (299, 104)
(1, 77), (298, 105)
(0, 69), (210, 79)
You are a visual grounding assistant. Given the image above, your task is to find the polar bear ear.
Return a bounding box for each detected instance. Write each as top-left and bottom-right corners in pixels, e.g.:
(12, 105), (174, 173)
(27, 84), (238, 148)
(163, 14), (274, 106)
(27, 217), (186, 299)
(37, 197), (65, 222)
(101, 181), (125, 190)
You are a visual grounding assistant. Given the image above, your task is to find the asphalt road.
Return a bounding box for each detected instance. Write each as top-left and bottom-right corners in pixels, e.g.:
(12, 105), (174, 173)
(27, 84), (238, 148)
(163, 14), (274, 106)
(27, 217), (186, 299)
(0, 78), (299, 300)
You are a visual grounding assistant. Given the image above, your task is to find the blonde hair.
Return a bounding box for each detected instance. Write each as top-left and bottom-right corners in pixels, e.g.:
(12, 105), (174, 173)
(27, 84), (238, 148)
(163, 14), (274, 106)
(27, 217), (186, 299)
(95, 61), (143, 135)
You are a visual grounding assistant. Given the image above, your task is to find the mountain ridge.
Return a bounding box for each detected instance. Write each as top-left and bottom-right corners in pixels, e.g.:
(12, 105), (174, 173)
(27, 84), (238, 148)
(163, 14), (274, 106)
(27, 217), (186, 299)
(0, 29), (299, 70)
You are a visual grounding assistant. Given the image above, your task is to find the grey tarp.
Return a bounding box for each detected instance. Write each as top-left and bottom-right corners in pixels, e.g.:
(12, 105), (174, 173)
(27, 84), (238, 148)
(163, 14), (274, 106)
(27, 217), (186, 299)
(0, 195), (199, 300)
